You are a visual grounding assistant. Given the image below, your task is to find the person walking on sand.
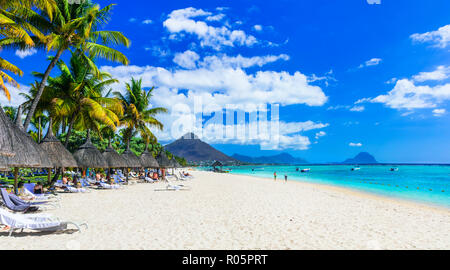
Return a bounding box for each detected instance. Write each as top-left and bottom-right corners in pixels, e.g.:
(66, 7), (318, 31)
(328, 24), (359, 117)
(274, 172), (277, 181)
(285, 174), (288, 183)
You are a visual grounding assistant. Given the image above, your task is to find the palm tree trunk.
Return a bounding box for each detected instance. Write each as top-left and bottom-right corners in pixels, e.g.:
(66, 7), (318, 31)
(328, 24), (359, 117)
(64, 115), (76, 148)
(23, 48), (65, 131)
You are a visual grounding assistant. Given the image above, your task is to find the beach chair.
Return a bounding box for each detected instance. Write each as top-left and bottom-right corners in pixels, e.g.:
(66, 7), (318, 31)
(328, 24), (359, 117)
(23, 184), (59, 201)
(179, 171), (194, 180)
(155, 178), (191, 191)
(22, 189), (59, 203)
(0, 208), (88, 236)
(0, 189), (40, 213)
(99, 182), (122, 190)
(64, 185), (90, 193)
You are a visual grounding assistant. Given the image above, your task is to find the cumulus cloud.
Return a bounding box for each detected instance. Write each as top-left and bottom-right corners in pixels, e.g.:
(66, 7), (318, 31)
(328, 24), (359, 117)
(327, 104), (365, 112)
(0, 83), (28, 107)
(349, 142), (363, 147)
(163, 7), (257, 50)
(315, 131), (326, 140)
(173, 50), (200, 69)
(358, 58), (382, 69)
(412, 66), (450, 82)
(411, 24), (450, 48)
(433, 109), (446, 117)
(357, 79), (450, 110)
(142, 19), (153, 24)
(15, 48), (37, 59)
(253, 25), (263, 32)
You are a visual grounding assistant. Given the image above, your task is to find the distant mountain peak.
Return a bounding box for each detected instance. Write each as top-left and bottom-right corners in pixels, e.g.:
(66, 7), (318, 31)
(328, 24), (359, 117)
(165, 134), (235, 163)
(181, 133), (199, 140)
(232, 153), (308, 165)
(343, 152), (378, 164)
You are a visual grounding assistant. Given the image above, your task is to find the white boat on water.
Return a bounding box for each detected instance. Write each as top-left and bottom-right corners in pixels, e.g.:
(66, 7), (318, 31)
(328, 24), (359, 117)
(390, 168), (399, 172)
(301, 168), (311, 173)
(351, 167), (360, 171)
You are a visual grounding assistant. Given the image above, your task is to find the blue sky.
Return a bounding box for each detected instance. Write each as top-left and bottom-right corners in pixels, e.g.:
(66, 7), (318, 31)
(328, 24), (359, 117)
(1, 0), (450, 163)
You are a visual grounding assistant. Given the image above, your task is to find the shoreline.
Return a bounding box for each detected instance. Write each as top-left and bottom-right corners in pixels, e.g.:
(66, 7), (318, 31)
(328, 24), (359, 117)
(223, 170), (450, 214)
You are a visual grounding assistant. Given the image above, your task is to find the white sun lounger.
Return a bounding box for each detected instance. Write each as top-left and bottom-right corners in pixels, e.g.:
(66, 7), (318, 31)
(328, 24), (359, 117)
(0, 208), (88, 236)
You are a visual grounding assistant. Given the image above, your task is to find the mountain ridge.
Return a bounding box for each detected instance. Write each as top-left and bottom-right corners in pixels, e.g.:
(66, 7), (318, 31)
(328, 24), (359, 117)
(232, 153), (308, 165)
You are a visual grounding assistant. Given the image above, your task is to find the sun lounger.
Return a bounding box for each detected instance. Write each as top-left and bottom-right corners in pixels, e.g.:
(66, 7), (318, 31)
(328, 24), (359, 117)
(0, 189), (40, 213)
(99, 182), (122, 190)
(154, 178), (191, 191)
(65, 186), (90, 193)
(0, 208), (87, 236)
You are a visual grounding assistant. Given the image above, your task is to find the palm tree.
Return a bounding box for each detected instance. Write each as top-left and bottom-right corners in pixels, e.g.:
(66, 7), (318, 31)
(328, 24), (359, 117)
(2, 0), (130, 131)
(2, 105), (17, 121)
(114, 78), (168, 148)
(0, 0), (55, 99)
(40, 50), (123, 146)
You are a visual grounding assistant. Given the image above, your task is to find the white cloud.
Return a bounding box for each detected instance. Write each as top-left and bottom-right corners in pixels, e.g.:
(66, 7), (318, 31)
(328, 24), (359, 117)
(350, 105), (365, 112)
(327, 104), (365, 112)
(15, 48), (37, 59)
(367, 0), (381, 4)
(129, 18), (137, 23)
(433, 109), (446, 117)
(173, 50), (200, 69)
(145, 46), (171, 57)
(349, 142), (363, 147)
(0, 83), (28, 107)
(358, 58), (382, 69)
(163, 7), (258, 50)
(253, 25), (262, 32)
(358, 79), (450, 110)
(315, 131), (326, 140)
(411, 24), (450, 48)
(412, 66), (450, 82)
(198, 54), (289, 69)
(142, 19), (153, 24)
(206, 14), (225, 22)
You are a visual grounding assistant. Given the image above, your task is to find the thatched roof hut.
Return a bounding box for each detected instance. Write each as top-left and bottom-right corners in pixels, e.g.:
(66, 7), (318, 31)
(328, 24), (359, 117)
(39, 118), (78, 168)
(170, 158), (182, 168)
(121, 143), (143, 168)
(212, 161), (223, 168)
(102, 140), (129, 168)
(73, 130), (108, 168)
(0, 107), (53, 169)
(156, 151), (171, 168)
(140, 145), (159, 168)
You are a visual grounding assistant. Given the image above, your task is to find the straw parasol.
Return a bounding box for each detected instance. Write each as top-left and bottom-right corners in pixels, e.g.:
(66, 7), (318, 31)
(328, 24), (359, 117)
(0, 106), (53, 168)
(139, 145), (159, 169)
(121, 142), (143, 169)
(170, 157), (182, 168)
(156, 151), (171, 168)
(39, 118), (78, 168)
(102, 139), (129, 168)
(0, 106), (53, 192)
(73, 130), (108, 169)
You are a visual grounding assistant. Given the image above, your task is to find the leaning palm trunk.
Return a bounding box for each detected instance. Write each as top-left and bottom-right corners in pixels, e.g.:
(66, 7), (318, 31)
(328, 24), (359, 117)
(23, 48), (64, 131)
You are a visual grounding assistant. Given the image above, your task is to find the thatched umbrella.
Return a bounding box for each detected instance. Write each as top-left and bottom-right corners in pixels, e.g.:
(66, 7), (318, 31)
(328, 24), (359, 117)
(120, 141), (143, 181)
(139, 145), (159, 169)
(102, 139), (129, 180)
(0, 106), (53, 193)
(156, 151), (171, 168)
(73, 130), (109, 173)
(39, 118), (78, 168)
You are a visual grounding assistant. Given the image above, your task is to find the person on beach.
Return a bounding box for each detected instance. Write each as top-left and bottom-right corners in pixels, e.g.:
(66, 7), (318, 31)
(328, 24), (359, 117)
(34, 182), (43, 194)
(284, 174), (288, 183)
(274, 172), (277, 181)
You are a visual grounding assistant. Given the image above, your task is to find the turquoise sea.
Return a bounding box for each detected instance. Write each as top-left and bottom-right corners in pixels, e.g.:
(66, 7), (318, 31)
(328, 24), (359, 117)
(201, 165), (450, 208)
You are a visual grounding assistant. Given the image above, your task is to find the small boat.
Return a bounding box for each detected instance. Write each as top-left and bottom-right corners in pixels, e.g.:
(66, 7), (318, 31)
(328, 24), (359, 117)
(351, 167), (361, 171)
(301, 168), (311, 173)
(390, 168), (399, 172)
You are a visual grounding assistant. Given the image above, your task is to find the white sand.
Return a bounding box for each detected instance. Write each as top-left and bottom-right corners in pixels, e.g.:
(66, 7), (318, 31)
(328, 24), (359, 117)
(0, 170), (449, 250)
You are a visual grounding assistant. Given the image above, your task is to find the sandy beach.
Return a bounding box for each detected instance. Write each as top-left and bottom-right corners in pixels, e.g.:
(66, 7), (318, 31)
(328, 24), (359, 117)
(1, 170), (449, 250)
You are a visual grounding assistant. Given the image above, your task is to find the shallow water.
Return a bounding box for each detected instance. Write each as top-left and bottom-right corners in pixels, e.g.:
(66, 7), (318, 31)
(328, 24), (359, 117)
(201, 165), (450, 208)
